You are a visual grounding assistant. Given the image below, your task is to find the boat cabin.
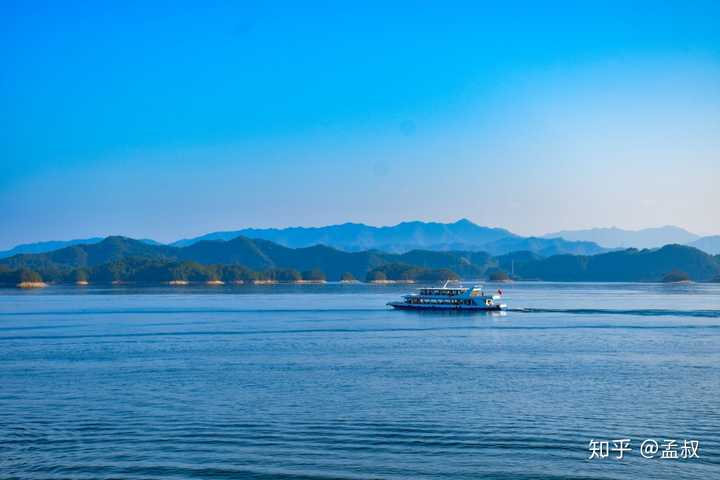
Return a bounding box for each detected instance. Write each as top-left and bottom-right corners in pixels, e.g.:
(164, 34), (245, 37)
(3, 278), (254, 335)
(418, 287), (468, 296)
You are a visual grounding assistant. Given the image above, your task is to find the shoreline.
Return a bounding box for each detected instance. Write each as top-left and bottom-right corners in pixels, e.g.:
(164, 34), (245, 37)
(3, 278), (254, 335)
(369, 279), (416, 284)
(16, 281), (48, 289)
(3, 279), (719, 289)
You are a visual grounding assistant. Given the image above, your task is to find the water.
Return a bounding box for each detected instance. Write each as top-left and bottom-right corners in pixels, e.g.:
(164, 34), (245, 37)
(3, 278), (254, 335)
(1, 282), (719, 479)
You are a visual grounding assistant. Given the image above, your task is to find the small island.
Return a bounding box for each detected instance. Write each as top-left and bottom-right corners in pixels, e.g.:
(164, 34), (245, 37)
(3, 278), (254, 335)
(0, 267), (47, 289)
(486, 269), (511, 282)
(340, 272), (358, 283)
(295, 269), (327, 284)
(661, 270), (691, 283)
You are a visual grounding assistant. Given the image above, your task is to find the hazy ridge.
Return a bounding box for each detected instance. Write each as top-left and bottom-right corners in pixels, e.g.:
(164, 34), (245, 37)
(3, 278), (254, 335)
(6, 220), (718, 260)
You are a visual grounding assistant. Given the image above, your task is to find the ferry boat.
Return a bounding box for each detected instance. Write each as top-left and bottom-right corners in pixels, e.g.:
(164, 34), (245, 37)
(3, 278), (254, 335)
(387, 281), (507, 311)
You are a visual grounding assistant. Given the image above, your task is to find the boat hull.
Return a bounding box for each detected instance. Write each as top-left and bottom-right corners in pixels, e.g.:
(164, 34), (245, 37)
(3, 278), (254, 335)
(388, 302), (506, 311)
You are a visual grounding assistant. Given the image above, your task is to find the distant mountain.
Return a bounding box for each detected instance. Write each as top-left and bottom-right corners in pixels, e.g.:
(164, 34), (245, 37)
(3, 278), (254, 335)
(478, 236), (607, 256)
(172, 219), (516, 252)
(0, 236), (176, 272)
(543, 226), (699, 249)
(688, 236), (720, 255)
(0, 238), (104, 259)
(514, 244), (719, 282)
(2, 220), (608, 260)
(494, 251), (544, 273)
(2, 236), (718, 284)
(0, 237), (162, 259)
(179, 238), (388, 279)
(173, 219), (608, 256)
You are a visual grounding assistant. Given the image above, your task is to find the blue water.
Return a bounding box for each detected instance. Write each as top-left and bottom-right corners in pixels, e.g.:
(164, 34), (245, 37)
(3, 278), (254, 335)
(1, 282), (719, 479)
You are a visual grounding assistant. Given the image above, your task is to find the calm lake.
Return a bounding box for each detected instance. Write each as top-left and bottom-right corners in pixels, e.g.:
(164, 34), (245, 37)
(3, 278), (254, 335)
(1, 282), (719, 479)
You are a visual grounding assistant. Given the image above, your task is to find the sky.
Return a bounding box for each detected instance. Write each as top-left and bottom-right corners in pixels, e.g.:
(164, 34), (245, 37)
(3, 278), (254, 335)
(2, 1), (719, 249)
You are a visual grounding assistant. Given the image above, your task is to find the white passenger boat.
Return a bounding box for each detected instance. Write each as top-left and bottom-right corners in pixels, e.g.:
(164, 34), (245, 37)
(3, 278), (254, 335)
(387, 281), (507, 311)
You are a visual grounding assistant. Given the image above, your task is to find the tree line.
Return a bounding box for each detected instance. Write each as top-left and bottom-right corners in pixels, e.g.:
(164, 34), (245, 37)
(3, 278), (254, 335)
(0, 257), (460, 285)
(0, 258), (329, 285)
(365, 264), (460, 282)
(0, 257), (465, 286)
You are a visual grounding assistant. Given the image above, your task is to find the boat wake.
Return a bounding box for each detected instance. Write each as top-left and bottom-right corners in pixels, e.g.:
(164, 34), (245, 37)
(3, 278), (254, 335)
(507, 307), (720, 318)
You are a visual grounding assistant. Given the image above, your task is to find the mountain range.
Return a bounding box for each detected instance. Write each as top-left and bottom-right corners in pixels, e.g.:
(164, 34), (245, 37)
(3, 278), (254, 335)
(172, 219), (609, 256)
(543, 226), (700, 249)
(2, 236), (719, 283)
(0, 237), (161, 259)
(172, 219), (515, 251)
(0, 238), (104, 259)
(513, 244), (720, 282)
(687, 236), (720, 255)
(2, 220), (718, 258)
(0, 236), (491, 281)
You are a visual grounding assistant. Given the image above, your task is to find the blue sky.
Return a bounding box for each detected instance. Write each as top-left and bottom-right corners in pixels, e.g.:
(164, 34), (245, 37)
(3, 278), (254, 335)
(2, 1), (719, 248)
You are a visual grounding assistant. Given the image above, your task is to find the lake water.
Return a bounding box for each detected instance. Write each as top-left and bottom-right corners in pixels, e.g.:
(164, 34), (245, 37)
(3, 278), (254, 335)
(1, 282), (719, 479)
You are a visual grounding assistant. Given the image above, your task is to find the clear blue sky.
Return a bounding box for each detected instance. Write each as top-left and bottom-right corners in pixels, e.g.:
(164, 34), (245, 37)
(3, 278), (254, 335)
(2, 1), (719, 248)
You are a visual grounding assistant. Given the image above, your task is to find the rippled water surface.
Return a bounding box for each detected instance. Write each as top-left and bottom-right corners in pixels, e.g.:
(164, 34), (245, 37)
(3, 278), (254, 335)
(1, 283), (719, 479)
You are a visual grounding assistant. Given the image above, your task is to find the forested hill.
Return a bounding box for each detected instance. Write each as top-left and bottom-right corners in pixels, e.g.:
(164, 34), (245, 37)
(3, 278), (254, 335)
(0, 236), (490, 281)
(512, 245), (720, 282)
(1, 236), (718, 283)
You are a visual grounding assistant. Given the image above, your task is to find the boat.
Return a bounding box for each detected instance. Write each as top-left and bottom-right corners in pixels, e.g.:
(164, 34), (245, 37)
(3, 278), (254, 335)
(387, 281), (507, 311)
